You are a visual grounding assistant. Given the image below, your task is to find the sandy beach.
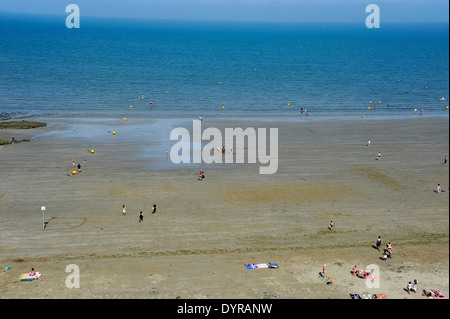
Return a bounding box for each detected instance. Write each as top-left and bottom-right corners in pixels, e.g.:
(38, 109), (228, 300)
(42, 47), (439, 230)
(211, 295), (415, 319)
(0, 115), (448, 300)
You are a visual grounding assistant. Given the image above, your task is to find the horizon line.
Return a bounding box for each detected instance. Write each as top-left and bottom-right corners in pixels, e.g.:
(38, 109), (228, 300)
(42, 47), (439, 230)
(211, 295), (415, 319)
(1, 10), (449, 25)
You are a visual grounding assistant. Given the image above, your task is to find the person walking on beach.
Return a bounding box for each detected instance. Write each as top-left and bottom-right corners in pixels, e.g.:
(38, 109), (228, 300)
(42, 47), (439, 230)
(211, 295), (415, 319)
(437, 184), (441, 193)
(77, 163), (81, 173)
(407, 282), (413, 294)
(376, 236), (382, 251)
(139, 211), (144, 223)
(152, 203), (156, 215)
(444, 155), (448, 166)
(329, 221), (334, 231)
(378, 152), (382, 162)
(368, 139), (371, 147)
(84, 160), (86, 167)
(322, 264), (326, 276)
(413, 279), (418, 294)
(122, 204), (126, 216)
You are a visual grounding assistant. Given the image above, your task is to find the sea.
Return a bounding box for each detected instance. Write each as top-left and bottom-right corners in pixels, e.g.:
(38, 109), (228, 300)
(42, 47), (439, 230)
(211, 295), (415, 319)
(0, 12), (448, 122)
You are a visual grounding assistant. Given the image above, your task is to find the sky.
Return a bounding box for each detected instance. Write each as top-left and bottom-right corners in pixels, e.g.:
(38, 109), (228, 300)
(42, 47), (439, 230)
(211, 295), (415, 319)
(0, 0), (448, 23)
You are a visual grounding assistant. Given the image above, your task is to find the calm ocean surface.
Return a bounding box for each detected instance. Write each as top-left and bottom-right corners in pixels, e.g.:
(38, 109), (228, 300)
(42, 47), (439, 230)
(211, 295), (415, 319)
(0, 12), (448, 121)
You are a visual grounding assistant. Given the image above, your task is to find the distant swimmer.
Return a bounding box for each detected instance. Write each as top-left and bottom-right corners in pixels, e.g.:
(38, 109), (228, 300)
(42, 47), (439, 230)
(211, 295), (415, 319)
(440, 96), (447, 101)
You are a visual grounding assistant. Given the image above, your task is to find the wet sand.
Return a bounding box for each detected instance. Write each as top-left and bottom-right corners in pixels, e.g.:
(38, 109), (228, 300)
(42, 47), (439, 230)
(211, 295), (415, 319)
(0, 115), (448, 299)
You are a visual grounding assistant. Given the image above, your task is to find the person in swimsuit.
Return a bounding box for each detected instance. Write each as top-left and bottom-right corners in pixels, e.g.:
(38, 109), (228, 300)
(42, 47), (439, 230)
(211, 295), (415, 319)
(152, 203), (156, 215)
(376, 236), (382, 251)
(139, 211), (144, 223)
(123, 205), (126, 216)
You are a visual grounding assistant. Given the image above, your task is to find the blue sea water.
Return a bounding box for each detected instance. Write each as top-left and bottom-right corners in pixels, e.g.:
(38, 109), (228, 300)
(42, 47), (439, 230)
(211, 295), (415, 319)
(0, 12), (449, 122)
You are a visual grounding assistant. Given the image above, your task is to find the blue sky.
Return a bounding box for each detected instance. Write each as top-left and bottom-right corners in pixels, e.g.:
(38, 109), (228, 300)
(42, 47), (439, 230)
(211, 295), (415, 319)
(0, 0), (448, 23)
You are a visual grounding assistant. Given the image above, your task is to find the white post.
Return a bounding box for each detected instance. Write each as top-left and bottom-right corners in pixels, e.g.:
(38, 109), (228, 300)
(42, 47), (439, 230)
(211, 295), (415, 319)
(41, 206), (46, 229)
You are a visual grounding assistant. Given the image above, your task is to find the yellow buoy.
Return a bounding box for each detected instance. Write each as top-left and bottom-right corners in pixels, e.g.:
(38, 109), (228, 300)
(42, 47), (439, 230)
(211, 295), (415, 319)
(222, 106), (225, 110)
(287, 103), (290, 106)
(91, 149), (95, 154)
(446, 106), (449, 109)
(368, 107), (371, 110)
(72, 171), (77, 175)
(130, 105), (133, 109)
(113, 131), (116, 135)
(123, 118), (126, 121)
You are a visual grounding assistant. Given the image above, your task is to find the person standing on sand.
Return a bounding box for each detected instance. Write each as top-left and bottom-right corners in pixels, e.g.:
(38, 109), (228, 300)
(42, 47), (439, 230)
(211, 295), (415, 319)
(413, 279), (418, 294)
(376, 236), (382, 251)
(368, 139), (371, 147)
(139, 211), (144, 223)
(378, 152), (382, 162)
(407, 282), (413, 294)
(437, 184), (441, 193)
(322, 264), (326, 276)
(152, 203), (156, 215)
(329, 221), (334, 231)
(444, 155), (448, 166)
(122, 205), (126, 216)
(84, 160), (86, 167)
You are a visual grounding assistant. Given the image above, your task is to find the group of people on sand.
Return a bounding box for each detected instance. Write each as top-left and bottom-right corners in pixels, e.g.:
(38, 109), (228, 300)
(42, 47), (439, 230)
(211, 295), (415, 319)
(351, 265), (376, 279)
(72, 160), (86, 173)
(122, 203), (157, 223)
(422, 289), (446, 299)
(406, 279), (419, 294)
(198, 171), (205, 181)
(374, 236), (393, 261)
